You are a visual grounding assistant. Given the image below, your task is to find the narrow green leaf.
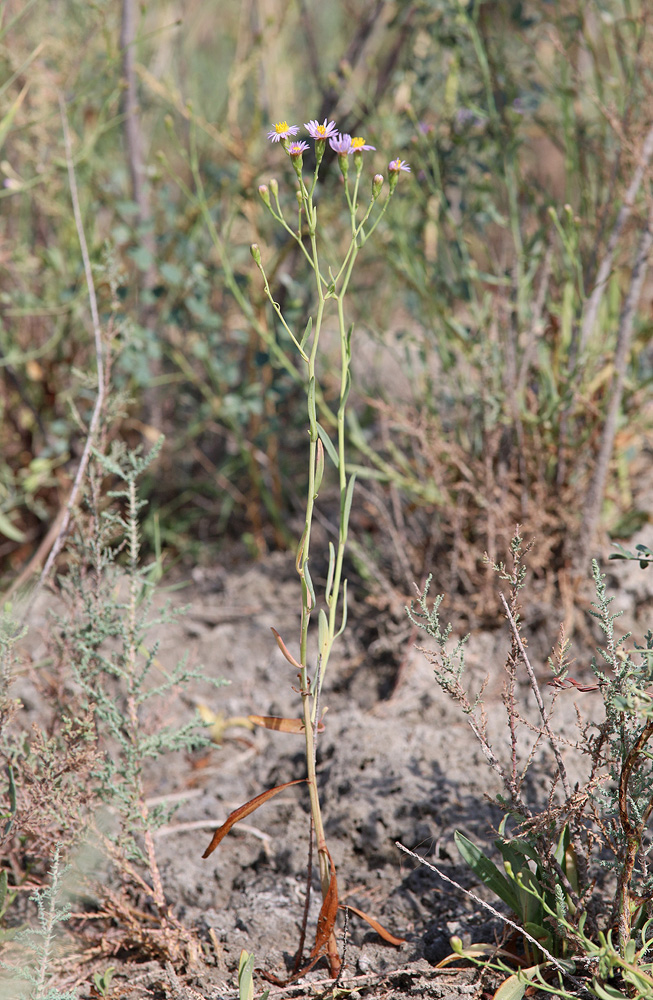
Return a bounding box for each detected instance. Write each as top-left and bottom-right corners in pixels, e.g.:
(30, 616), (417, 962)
(492, 974), (527, 1000)
(318, 608), (329, 659)
(341, 474), (357, 539)
(0, 80), (28, 153)
(345, 323), (354, 359)
(591, 980), (630, 1000)
(307, 376), (317, 433)
(338, 368), (351, 416)
(0, 869), (7, 913)
(0, 512), (26, 543)
(303, 561), (316, 609)
(325, 542), (336, 605)
(455, 831), (520, 913)
(296, 524), (308, 573)
(299, 316), (312, 350)
(335, 579), (348, 638)
(314, 439), (324, 495)
(495, 839), (544, 923)
(317, 423), (339, 469)
(238, 949), (255, 1000)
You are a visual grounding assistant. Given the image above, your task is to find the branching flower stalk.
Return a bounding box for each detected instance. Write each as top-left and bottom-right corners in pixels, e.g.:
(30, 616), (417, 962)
(251, 122), (409, 971)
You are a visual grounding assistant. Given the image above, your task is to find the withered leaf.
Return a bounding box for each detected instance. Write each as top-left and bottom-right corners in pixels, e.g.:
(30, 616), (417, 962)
(342, 903), (406, 946)
(202, 779), (305, 859)
(248, 715), (325, 735)
(310, 850), (340, 965)
(270, 627), (302, 668)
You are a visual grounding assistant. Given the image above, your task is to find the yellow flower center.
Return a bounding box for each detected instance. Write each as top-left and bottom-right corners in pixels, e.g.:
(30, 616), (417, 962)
(316, 124), (327, 136)
(274, 121), (289, 134)
(351, 137), (366, 149)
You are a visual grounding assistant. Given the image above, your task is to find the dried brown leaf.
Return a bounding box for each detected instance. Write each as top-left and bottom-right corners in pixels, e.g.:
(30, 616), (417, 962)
(270, 627), (302, 668)
(248, 715), (325, 735)
(202, 779), (305, 858)
(342, 903), (406, 945)
(310, 850), (339, 961)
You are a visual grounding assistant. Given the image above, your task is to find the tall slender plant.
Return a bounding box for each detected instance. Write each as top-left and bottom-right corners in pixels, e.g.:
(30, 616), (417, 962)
(201, 120), (410, 978)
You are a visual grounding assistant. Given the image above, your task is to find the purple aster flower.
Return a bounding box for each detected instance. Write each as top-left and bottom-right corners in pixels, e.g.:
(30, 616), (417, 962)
(350, 136), (375, 152)
(305, 119), (338, 140)
(267, 120), (299, 143)
(286, 141), (310, 157)
(329, 133), (352, 154)
(388, 158), (410, 173)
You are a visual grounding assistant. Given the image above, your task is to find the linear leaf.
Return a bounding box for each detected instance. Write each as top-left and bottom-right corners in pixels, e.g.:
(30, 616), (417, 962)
(248, 715), (325, 735)
(342, 903), (405, 945)
(314, 439), (324, 495)
(303, 561), (316, 609)
(317, 423), (339, 469)
(299, 316), (312, 349)
(307, 376), (317, 431)
(492, 973), (528, 1000)
(270, 627), (302, 669)
(341, 474), (357, 538)
(325, 542), (336, 605)
(455, 831), (520, 914)
(202, 779), (305, 858)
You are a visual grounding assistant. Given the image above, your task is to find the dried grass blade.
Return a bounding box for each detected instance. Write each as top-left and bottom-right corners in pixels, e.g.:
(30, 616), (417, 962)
(342, 903), (406, 945)
(202, 780), (305, 858)
(248, 715), (325, 734)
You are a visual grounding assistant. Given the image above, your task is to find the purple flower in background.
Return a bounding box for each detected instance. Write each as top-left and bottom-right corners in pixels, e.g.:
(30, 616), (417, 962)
(305, 119), (338, 140)
(454, 108), (485, 131)
(267, 120), (299, 142)
(329, 133), (353, 154)
(389, 159), (410, 173)
(350, 136), (376, 152)
(286, 141), (310, 157)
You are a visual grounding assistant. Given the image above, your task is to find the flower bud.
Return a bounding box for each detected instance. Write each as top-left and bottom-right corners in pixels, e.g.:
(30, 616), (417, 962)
(372, 174), (384, 199)
(258, 184), (270, 206)
(269, 178), (279, 199)
(250, 243), (261, 264)
(337, 152), (349, 180)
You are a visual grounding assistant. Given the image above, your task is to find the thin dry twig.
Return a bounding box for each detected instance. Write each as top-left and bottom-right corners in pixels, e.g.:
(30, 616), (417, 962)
(22, 95), (107, 612)
(499, 593), (572, 800)
(577, 198), (653, 559)
(579, 120), (653, 356)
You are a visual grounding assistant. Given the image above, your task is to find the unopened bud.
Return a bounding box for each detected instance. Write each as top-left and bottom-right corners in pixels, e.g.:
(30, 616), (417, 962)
(296, 189), (303, 205)
(372, 174), (384, 199)
(269, 178), (279, 199)
(250, 243), (261, 264)
(258, 184), (270, 206)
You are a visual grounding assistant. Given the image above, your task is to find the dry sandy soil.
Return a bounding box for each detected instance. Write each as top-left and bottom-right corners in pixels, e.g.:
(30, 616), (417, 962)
(4, 534), (653, 1000)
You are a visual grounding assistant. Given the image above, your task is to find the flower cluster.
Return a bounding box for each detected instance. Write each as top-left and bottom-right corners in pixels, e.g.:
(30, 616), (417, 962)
(266, 118), (409, 180)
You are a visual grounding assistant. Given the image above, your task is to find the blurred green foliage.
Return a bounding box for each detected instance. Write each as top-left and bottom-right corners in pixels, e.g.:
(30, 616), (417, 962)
(1, 0), (651, 607)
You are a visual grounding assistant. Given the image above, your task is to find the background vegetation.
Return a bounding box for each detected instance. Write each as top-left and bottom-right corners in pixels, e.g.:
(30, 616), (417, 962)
(2, 0), (652, 617)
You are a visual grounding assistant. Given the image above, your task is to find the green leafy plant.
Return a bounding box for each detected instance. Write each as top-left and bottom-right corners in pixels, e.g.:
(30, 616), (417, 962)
(91, 966), (115, 998)
(50, 437), (219, 964)
(0, 844), (77, 1000)
(403, 533), (653, 998)
(200, 120), (409, 979)
(237, 949), (269, 1000)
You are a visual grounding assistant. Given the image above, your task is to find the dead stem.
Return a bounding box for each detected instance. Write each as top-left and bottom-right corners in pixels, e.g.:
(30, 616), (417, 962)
(500, 593), (571, 800)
